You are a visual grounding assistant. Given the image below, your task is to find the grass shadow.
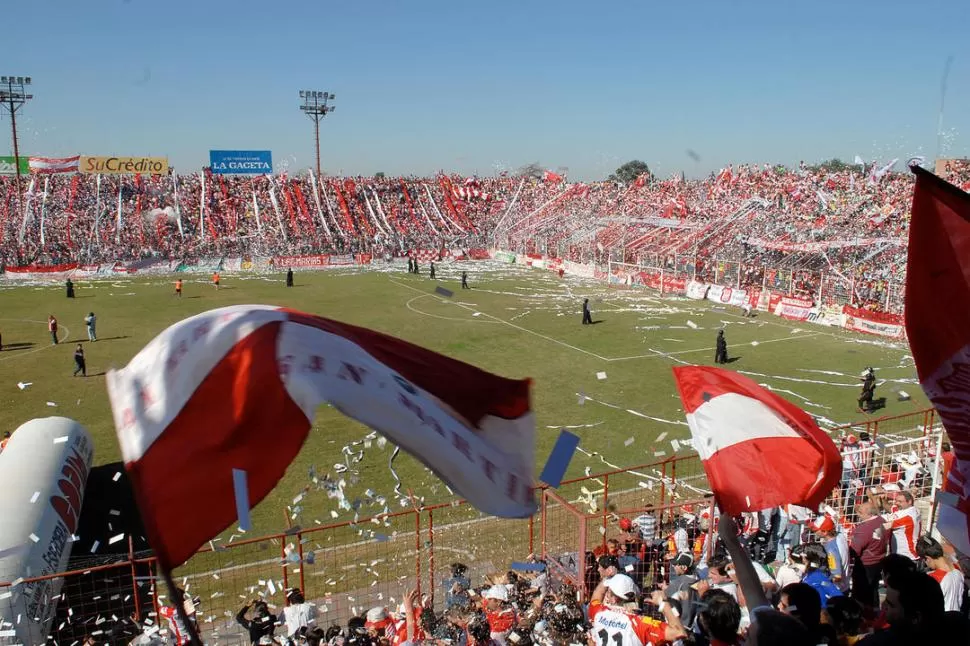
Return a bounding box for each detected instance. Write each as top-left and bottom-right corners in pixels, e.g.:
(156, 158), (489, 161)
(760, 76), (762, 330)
(1, 342), (35, 351)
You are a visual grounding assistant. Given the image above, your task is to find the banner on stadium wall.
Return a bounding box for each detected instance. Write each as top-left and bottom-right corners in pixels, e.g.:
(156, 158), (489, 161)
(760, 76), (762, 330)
(79, 156), (169, 175)
(842, 305), (905, 339)
(209, 150), (273, 175)
(329, 254), (354, 266)
(773, 296), (815, 321)
(176, 258), (224, 273)
(662, 276), (687, 295)
(705, 284), (750, 307)
(355, 253), (373, 265)
(0, 156), (30, 175)
(222, 257), (243, 272)
(494, 251), (516, 264)
(686, 281), (709, 300)
(2, 263), (79, 280)
(531, 258), (546, 269)
(275, 255), (330, 268)
(563, 260), (595, 278)
(807, 306), (845, 328)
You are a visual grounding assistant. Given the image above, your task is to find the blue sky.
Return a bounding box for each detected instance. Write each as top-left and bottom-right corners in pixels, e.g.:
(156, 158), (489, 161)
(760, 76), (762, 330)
(3, 0), (969, 180)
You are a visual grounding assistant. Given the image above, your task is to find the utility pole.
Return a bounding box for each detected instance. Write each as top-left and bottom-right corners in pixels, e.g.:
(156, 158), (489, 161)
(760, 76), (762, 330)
(299, 90), (335, 179)
(0, 75), (33, 205)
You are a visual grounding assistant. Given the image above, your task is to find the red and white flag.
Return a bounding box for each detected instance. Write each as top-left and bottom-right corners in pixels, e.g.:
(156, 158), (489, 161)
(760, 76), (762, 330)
(106, 306), (535, 569)
(672, 366), (841, 515)
(543, 170), (563, 184)
(28, 156), (80, 174)
(905, 166), (970, 555)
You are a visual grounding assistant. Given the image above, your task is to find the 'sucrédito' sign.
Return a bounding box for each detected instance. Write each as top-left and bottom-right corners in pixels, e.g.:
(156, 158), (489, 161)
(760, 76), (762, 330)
(80, 156), (169, 175)
(209, 150), (273, 175)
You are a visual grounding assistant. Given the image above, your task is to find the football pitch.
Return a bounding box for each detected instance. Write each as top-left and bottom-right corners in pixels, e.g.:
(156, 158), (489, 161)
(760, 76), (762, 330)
(0, 261), (926, 538)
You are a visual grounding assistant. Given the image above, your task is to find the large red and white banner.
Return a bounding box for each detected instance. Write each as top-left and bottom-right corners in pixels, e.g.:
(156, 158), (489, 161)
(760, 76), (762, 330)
(106, 305), (536, 569)
(28, 156), (80, 174)
(274, 255), (330, 268)
(686, 281), (709, 300)
(842, 305), (905, 339)
(672, 366), (841, 515)
(744, 236), (906, 252)
(705, 284), (754, 307)
(905, 167), (970, 555)
(773, 296), (815, 321)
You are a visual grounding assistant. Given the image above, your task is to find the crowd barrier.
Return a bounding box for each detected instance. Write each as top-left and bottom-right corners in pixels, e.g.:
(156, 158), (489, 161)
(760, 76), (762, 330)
(0, 408), (943, 645)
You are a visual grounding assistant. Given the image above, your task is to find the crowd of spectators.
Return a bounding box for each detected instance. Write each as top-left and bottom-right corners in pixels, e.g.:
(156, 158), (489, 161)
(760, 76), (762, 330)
(113, 431), (968, 645)
(2, 160), (969, 314)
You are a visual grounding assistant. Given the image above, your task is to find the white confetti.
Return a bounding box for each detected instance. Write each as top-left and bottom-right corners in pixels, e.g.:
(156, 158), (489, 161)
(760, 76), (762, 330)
(655, 431), (668, 443)
(751, 341), (760, 346)
(112, 472), (122, 482)
(52, 436), (68, 444)
(267, 579), (276, 595)
(28, 533), (39, 543)
(745, 496), (751, 508)
(624, 437), (634, 447)
(671, 440), (681, 452)
(16, 382), (32, 390)
(596, 371), (607, 380)
(47, 402), (58, 407)
(29, 492), (40, 504)
(653, 451), (666, 457)
(90, 540), (100, 553)
(686, 320), (698, 329)
(109, 534), (124, 545)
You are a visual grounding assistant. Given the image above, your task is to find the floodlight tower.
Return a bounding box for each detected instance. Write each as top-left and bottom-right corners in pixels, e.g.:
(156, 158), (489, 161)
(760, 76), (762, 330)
(299, 90), (335, 179)
(0, 75), (33, 201)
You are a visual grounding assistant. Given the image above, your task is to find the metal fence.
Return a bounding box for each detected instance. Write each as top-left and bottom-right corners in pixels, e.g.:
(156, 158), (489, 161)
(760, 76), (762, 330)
(0, 409), (943, 645)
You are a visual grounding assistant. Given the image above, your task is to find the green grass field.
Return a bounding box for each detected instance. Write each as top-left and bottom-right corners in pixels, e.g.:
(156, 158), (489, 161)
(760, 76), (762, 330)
(0, 261), (926, 540)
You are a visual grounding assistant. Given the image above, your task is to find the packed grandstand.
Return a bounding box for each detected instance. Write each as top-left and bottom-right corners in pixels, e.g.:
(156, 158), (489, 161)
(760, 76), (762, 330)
(3, 159), (969, 321)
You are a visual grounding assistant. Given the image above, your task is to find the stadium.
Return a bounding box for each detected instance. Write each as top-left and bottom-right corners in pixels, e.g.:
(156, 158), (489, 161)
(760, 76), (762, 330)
(2, 4), (970, 646)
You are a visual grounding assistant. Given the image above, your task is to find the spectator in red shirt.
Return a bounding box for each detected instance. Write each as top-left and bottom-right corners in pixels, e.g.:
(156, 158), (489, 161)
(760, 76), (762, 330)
(850, 502), (890, 608)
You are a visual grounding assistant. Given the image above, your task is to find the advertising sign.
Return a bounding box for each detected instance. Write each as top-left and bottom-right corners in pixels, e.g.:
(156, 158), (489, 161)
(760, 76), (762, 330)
(79, 156), (169, 175)
(0, 156), (30, 175)
(209, 150), (273, 175)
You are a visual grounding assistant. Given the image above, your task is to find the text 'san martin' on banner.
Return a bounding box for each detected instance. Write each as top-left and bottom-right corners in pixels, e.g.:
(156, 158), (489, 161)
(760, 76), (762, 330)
(209, 150), (273, 175)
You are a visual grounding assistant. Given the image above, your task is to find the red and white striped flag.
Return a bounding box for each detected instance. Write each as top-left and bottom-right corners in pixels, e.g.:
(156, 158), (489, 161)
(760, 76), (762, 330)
(905, 167), (970, 555)
(28, 156), (80, 174)
(672, 366), (841, 515)
(106, 306), (535, 569)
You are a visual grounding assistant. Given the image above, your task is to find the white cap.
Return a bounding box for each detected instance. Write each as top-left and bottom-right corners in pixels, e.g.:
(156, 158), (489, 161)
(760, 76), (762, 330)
(604, 574), (639, 600)
(365, 607), (388, 625)
(483, 585), (509, 601)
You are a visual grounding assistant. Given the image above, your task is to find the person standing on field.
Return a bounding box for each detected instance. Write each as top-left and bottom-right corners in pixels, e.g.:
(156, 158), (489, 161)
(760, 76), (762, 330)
(48, 315), (59, 345)
(286, 268), (294, 287)
(85, 312), (97, 342)
(175, 279), (183, 297)
(73, 344), (86, 377)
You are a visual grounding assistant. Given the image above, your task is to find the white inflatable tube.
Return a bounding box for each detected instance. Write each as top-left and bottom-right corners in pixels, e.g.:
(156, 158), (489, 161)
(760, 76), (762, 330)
(0, 418), (94, 646)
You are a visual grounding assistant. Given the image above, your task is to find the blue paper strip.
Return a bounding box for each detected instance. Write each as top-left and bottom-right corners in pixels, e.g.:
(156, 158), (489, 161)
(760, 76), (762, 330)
(539, 430), (580, 488)
(435, 286), (454, 298)
(510, 561), (547, 572)
(232, 468), (251, 532)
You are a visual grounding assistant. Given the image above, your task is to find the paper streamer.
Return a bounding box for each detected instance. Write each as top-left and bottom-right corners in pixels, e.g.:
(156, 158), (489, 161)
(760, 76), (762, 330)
(539, 430), (580, 488)
(232, 468), (251, 532)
